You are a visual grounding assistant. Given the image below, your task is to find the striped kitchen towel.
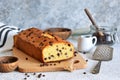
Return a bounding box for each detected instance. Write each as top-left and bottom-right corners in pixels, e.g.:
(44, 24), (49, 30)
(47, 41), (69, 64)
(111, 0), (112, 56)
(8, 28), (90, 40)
(0, 23), (21, 52)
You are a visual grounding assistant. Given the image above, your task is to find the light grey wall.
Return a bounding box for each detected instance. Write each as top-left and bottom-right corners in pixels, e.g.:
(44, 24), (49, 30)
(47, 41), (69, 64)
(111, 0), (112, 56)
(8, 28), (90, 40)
(0, 0), (120, 31)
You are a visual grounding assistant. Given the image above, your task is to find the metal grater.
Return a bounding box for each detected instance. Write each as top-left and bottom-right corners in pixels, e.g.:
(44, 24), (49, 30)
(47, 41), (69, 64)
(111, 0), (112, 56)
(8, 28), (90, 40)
(92, 45), (113, 74)
(93, 45), (113, 61)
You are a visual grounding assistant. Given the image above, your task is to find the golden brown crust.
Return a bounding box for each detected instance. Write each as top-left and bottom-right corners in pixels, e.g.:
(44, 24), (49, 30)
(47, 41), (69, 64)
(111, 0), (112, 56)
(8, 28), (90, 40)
(14, 27), (74, 63)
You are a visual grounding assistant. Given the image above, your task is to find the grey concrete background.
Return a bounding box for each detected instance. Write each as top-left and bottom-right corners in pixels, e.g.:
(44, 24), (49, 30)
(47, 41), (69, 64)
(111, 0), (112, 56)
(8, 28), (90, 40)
(0, 0), (120, 31)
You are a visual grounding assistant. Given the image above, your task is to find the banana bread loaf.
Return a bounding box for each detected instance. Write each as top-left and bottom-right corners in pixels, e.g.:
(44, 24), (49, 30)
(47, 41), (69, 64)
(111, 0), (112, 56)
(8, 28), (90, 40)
(14, 28), (74, 63)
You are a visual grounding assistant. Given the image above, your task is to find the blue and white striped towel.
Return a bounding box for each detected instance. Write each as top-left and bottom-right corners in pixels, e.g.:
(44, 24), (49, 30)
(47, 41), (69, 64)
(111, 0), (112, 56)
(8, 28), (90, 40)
(0, 22), (21, 52)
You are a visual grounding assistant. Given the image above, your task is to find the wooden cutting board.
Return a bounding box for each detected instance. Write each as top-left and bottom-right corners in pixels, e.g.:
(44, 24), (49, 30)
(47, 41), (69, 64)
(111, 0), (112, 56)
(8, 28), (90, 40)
(13, 47), (87, 73)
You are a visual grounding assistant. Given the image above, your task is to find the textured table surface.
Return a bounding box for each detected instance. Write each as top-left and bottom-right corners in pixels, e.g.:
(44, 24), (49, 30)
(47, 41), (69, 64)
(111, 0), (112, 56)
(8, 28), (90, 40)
(0, 39), (120, 80)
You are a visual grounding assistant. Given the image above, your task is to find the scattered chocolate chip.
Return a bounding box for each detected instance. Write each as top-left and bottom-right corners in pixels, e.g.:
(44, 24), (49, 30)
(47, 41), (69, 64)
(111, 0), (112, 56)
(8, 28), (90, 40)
(83, 52), (86, 54)
(42, 74), (45, 77)
(74, 51), (78, 54)
(27, 75), (30, 77)
(86, 60), (88, 62)
(38, 73), (42, 78)
(54, 63), (56, 66)
(83, 72), (86, 74)
(74, 54), (77, 56)
(24, 77), (27, 80)
(74, 60), (80, 64)
(33, 73), (36, 75)
(25, 73), (27, 75)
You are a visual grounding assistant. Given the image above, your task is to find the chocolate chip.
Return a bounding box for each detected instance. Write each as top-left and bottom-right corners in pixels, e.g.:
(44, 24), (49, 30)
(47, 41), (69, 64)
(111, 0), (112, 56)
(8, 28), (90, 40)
(42, 74), (45, 77)
(83, 72), (86, 74)
(62, 47), (64, 49)
(49, 42), (53, 46)
(65, 53), (67, 55)
(26, 58), (28, 60)
(33, 73), (36, 75)
(48, 57), (51, 59)
(43, 40), (47, 42)
(70, 48), (72, 51)
(25, 73), (27, 75)
(51, 55), (54, 57)
(68, 44), (71, 46)
(39, 43), (44, 46)
(74, 51), (77, 56)
(74, 54), (77, 56)
(86, 60), (88, 62)
(59, 50), (62, 52)
(32, 41), (35, 43)
(24, 77), (27, 80)
(54, 63), (56, 66)
(27, 75), (30, 77)
(38, 73), (42, 78)
(56, 48), (59, 51)
(31, 37), (33, 39)
(57, 53), (60, 56)
(44, 58), (47, 60)
(58, 61), (61, 63)
(49, 63), (52, 66)
(74, 51), (78, 54)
